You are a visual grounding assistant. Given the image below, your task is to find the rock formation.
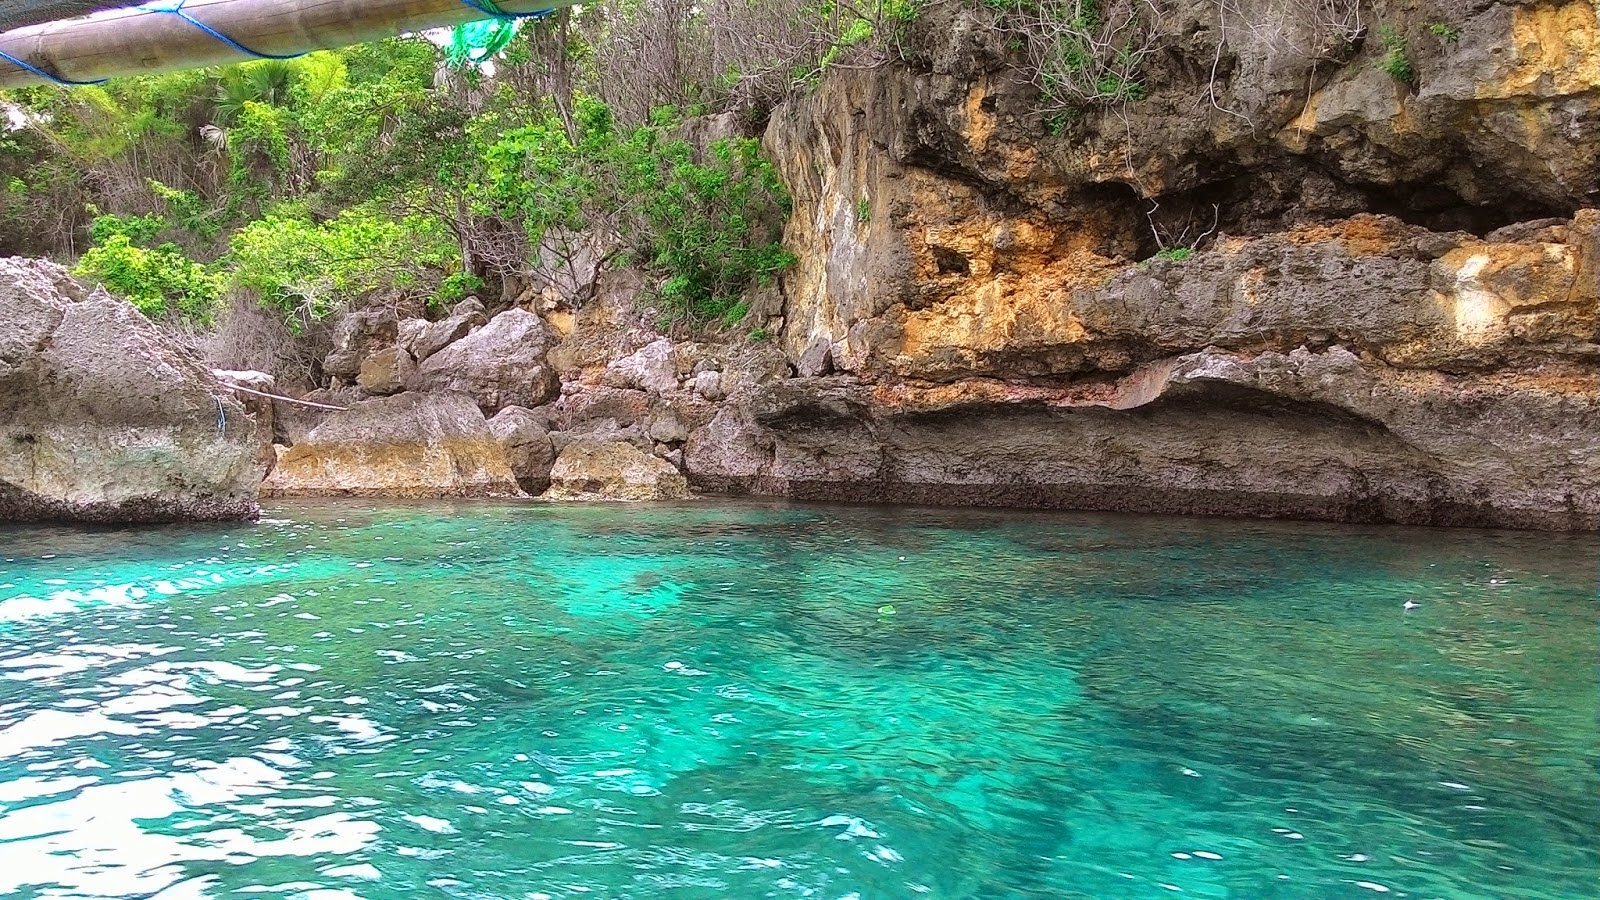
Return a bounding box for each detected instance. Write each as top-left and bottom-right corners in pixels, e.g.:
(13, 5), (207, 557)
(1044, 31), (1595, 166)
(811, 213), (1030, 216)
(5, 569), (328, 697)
(243, 0), (1599, 529)
(261, 392), (521, 498)
(545, 438), (690, 502)
(693, 1), (1599, 530)
(488, 405), (557, 495)
(411, 308), (559, 413)
(0, 258), (266, 523)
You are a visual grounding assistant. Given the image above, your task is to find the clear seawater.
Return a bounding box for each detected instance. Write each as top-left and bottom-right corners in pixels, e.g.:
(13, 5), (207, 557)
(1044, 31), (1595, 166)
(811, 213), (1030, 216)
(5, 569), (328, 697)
(0, 502), (1594, 900)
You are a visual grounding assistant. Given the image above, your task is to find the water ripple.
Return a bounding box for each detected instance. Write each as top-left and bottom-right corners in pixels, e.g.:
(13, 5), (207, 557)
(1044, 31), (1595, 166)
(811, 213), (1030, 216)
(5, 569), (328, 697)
(0, 501), (1593, 898)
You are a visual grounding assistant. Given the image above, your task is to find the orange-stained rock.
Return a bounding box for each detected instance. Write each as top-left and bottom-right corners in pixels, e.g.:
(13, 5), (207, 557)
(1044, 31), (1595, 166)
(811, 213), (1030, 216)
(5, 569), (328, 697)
(543, 439), (689, 502)
(262, 392), (520, 499)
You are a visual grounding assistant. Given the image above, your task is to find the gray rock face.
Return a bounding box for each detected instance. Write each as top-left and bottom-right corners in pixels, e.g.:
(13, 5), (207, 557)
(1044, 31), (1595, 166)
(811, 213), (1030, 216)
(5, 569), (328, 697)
(356, 347), (416, 396)
(213, 369), (279, 476)
(274, 385), (360, 445)
(604, 337), (680, 394)
(796, 337), (835, 377)
(683, 347), (1600, 530)
(0, 259), (266, 523)
(544, 438), (690, 501)
(691, 370), (725, 400)
(684, 405), (773, 491)
(405, 297), (487, 363)
(488, 405), (556, 495)
(412, 309), (559, 413)
(262, 392), (519, 498)
(323, 305), (411, 382)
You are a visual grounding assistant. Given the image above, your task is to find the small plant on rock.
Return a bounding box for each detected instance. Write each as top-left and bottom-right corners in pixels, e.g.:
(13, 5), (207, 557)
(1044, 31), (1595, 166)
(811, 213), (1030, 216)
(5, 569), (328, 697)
(1376, 26), (1416, 84)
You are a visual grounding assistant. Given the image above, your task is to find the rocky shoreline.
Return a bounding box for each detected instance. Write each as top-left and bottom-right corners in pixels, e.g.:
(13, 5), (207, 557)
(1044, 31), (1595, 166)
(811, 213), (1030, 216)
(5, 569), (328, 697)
(3, 0), (1596, 530)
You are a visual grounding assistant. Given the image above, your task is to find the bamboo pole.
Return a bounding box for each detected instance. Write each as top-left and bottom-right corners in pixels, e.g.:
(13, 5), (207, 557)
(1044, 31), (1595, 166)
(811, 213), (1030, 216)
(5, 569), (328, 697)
(0, 0), (580, 88)
(0, 1), (130, 31)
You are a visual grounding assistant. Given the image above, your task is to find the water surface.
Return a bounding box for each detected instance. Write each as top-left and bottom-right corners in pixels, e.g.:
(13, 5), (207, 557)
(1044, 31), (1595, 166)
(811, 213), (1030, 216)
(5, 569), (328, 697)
(0, 501), (1594, 898)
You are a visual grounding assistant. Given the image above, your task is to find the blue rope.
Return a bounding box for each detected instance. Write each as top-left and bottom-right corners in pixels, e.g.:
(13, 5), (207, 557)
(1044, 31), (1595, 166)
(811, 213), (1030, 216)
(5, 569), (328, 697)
(214, 397), (227, 435)
(1, 0), (555, 85)
(138, 0), (303, 60)
(0, 49), (107, 86)
(458, 0), (555, 21)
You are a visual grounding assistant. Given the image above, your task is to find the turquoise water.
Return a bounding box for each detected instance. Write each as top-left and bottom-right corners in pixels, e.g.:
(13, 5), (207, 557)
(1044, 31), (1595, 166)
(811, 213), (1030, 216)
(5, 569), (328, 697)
(0, 502), (1594, 899)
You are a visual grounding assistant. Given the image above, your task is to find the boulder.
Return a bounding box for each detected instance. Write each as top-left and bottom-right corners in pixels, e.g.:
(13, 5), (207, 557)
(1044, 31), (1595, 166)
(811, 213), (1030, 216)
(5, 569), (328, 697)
(405, 297), (488, 363)
(691, 370), (725, 400)
(213, 369), (277, 436)
(213, 369), (279, 476)
(553, 386), (653, 433)
(543, 439), (690, 501)
(322, 304), (412, 382)
(261, 392), (520, 498)
(275, 385), (361, 445)
(684, 405), (774, 491)
(648, 407), (691, 444)
(0, 258), (266, 523)
(604, 337), (680, 394)
(488, 405), (557, 495)
(550, 421), (652, 453)
(356, 347), (416, 396)
(321, 348), (361, 382)
(719, 344), (793, 395)
(412, 308), (559, 413)
(796, 336), (835, 377)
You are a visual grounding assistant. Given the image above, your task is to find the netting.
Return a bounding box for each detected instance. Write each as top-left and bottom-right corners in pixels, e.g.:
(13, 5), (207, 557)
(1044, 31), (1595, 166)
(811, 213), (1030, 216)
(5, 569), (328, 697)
(446, 17), (518, 67)
(448, 0), (550, 68)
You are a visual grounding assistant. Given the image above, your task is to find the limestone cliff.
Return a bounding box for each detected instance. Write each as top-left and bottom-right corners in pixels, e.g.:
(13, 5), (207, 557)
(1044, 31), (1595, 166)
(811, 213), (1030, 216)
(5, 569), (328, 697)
(684, 0), (1597, 530)
(267, 0), (1598, 529)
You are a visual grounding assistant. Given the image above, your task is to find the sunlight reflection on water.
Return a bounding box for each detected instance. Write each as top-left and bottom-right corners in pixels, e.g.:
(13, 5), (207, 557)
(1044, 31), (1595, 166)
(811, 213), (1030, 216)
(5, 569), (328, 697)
(0, 501), (1594, 899)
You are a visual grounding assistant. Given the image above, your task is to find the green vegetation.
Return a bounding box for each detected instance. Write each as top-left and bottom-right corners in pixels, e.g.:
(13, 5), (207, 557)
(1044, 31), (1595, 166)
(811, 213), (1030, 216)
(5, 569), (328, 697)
(1135, 244), (1195, 269)
(1376, 26), (1416, 84)
(0, 2), (918, 332)
(226, 208), (457, 325)
(982, 0), (1153, 114)
(1427, 21), (1460, 44)
(857, 198), (872, 224)
(73, 231), (223, 324)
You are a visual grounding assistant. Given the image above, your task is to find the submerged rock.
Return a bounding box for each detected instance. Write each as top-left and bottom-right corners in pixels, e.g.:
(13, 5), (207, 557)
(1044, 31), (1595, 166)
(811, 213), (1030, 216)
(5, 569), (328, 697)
(543, 439), (689, 501)
(262, 392), (520, 498)
(0, 259), (266, 523)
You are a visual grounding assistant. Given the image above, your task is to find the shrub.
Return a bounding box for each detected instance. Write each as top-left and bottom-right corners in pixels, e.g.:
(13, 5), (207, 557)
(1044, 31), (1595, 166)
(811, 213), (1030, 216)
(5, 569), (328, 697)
(479, 98), (795, 324)
(74, 234), (224, 324)
(613, 128), (796, 322)
(1376, 26), (1415, 84)
(227, 206), (456, 324)
(992, 0), (1156, 113)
